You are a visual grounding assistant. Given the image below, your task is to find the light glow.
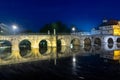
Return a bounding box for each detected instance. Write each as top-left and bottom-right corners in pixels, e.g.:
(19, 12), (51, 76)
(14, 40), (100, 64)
(72, 27), (75, 31)
(113, 50), (120, 60)
(12, 25), (17, 30)
(72, 57), (76, 62)
(113, 25), (120, 36)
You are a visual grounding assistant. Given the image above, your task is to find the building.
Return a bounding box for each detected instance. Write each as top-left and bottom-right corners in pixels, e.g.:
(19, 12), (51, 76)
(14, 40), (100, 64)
(91, 28), (101, 35)
(91, 19), (120, 35)
(0, 23), (11, 35)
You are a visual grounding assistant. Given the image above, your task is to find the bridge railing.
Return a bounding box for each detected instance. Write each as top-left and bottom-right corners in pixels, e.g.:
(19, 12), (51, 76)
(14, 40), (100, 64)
(19, 33), (49, 35)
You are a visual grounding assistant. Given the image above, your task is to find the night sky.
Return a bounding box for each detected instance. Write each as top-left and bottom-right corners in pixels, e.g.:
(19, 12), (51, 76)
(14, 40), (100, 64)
(0, 0), (120, 32)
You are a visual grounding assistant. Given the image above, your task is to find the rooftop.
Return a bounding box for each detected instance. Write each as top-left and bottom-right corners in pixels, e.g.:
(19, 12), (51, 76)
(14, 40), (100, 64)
(99, 19), (118, 26)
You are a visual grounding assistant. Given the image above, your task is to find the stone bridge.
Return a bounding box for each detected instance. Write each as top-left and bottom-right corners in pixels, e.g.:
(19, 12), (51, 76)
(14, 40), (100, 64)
(0, 34), (120, 64)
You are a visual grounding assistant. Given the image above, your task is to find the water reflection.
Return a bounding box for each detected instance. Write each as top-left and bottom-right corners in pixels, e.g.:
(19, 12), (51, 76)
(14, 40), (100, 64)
(71, 46), (80, 53)
(84, 45), (91, 51)
(1, 44), (120, 80)
(1, 43), (120, 64)
(0, 40), (12, 59)
(72, 55), (76, 63)
(100, 49), (120, 61)
(72, 55), (77, 75)
(108, 44), (113, 49)
(39, 47), (48, 55)
(117, 44), (120, 48)
(94, 45), (101, 50)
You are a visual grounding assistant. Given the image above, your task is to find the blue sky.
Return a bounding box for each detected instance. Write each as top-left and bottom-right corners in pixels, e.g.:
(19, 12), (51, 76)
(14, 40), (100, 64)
(0, 0), (120, 32)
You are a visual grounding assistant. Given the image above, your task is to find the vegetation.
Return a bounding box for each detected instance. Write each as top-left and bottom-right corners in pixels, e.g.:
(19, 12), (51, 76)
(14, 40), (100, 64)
(39, 21), (70, 34)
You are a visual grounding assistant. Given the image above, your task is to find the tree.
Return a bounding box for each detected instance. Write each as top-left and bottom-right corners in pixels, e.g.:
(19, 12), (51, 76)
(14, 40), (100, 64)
(39, 21), (70, 34)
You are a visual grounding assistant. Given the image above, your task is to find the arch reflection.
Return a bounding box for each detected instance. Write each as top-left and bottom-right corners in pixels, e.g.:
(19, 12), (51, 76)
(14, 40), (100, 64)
(0, 40), (12, 59)
(71, 46), (80, 53)
(108, 44), (113, 49)
(39, 47), (51, 55)
(84, 45), (91, 51)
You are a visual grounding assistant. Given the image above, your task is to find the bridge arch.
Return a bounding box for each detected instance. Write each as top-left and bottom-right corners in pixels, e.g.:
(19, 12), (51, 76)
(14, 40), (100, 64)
(116, 37), (120, 43)
(94, 38), (101, 46)
(39, 39), (51, 55)
(38, 39), (51, 48)
(108, 38), (114, 44)
(0, 40), (12, 59)
(116, 37), (120, 48)
(39, 39), (51, 48)
(71, 38), (80, 46)
(19, 39), (31, 57)
(39, 40), (48, 48)
(84, 38), (91, 45)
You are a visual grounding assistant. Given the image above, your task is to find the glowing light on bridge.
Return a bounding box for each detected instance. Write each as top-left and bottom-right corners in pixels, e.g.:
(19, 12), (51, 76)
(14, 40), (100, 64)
(12, 25), (18, 34)
(12, 25), (17, 30)
(72, 27), (76, 31)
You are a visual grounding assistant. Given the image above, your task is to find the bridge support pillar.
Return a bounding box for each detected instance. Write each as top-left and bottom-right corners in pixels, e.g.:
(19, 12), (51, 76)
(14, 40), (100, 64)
(31, 48), (40, 57)
(51, 35), (57, 47)
(10, 40), (21, 60)
(31, 41), (41, 57)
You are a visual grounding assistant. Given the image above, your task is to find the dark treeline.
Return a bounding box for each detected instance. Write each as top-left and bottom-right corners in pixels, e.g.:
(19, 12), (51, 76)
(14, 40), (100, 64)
(19, 21), (71, 34)
(39, 21), (71, 34)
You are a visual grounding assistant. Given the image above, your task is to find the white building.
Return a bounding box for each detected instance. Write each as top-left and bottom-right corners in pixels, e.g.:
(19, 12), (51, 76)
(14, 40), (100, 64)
(91, 19), (120, 36)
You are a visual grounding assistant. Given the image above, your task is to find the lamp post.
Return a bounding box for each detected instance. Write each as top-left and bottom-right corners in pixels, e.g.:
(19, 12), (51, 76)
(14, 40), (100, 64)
(72, 27), (75, 32)
(12, 25), (17, 35)
(72, 27), (76, 35)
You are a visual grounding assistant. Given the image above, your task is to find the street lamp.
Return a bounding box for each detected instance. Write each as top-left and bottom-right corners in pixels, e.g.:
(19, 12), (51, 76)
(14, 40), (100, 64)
(72, 27), (76, 32)
(12, 25), (18, 35)
(72, 27), (76, 35)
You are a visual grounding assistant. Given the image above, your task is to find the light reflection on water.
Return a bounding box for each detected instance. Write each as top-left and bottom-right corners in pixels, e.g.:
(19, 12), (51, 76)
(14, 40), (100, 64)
(0, 44), (120, 79)
(0, 44), (120, 63)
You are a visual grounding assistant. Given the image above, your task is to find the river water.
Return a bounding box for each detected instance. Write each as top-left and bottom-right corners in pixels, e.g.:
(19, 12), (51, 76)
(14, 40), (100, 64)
(0, 45), (120, 80)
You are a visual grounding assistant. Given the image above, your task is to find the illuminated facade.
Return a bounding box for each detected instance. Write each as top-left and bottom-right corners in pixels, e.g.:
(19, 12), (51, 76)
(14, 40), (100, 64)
(91, 19), (120, 36)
